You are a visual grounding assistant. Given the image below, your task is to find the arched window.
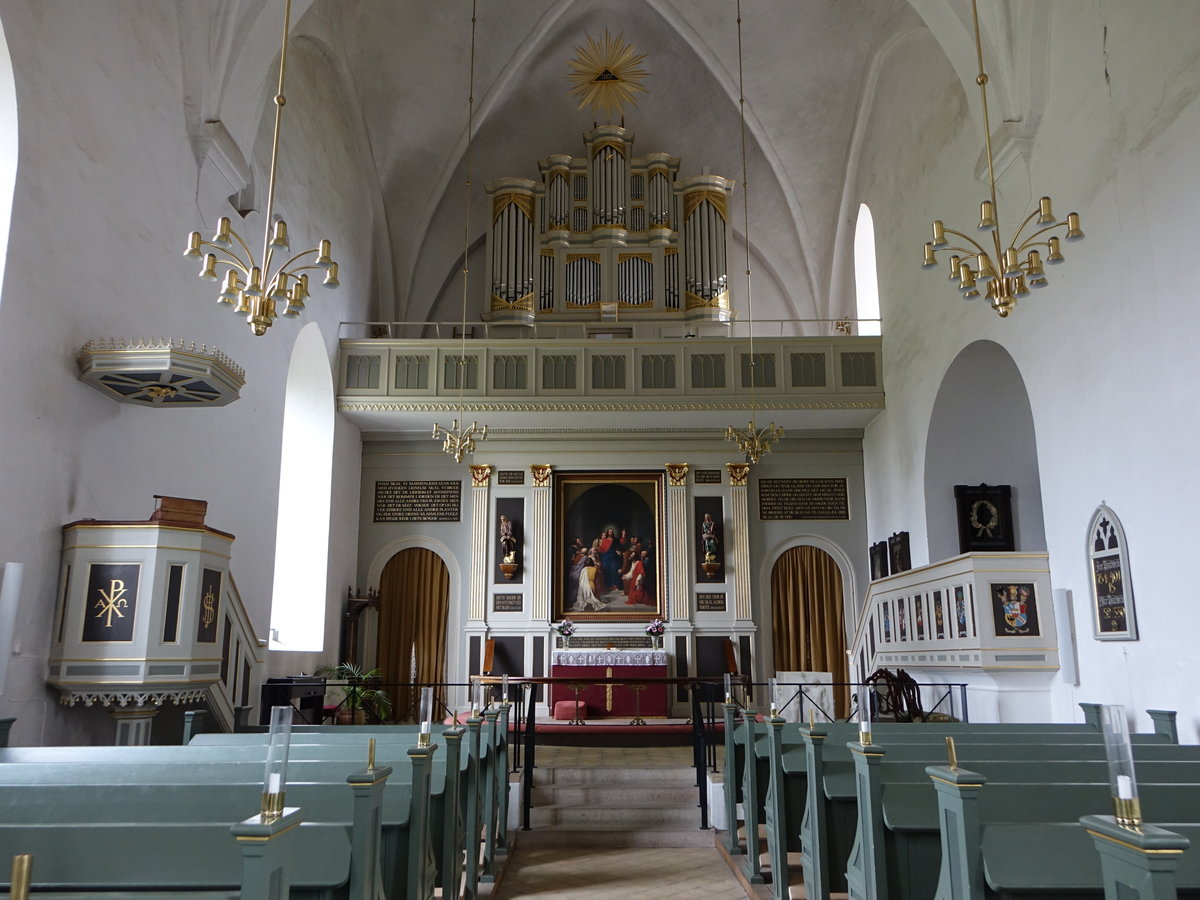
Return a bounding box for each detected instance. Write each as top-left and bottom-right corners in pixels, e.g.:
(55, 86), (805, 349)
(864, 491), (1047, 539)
(0, 15), (19, 308)
(269, 323), (335, 652)
(853, 203), (881, 335)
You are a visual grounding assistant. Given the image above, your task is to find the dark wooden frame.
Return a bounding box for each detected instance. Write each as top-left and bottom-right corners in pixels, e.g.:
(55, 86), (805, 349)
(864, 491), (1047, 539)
(954, 483), (1015, 552)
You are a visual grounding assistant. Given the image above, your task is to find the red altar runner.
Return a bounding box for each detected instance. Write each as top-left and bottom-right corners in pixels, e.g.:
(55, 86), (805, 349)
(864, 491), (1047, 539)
(549, 648), (670, 718)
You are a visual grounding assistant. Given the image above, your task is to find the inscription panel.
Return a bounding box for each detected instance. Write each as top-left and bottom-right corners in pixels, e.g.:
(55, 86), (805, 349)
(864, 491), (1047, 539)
(695, 469), (722, 484)
(696, 592), (727, 612)
(498, 470), (525, 486)
(374, 480), (462, 522)
(493, 593), (523, 613)
(758, 477), (849, 520)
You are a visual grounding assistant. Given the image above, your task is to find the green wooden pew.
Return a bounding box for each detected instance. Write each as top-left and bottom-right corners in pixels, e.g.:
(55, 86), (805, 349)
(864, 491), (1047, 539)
(0, 737), (446, 900)
(779, 719), (1189, 900)
(0, 766), (396, 900)
(927, 765), (1200, 899)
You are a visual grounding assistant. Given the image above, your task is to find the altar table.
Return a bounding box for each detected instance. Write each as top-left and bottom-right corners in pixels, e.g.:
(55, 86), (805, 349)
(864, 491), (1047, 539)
(549, 649), (669, 718)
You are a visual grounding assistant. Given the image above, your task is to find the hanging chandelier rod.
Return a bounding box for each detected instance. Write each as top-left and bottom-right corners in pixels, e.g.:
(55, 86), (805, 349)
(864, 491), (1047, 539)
(921, 0), (1083, 317)
(725, 0), (782, 465)
(434, 0), (487, 462)
(183, 0), (341, 337)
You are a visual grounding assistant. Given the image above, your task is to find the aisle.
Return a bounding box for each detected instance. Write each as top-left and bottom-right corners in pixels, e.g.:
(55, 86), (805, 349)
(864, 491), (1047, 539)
(491, 847), (748, 900)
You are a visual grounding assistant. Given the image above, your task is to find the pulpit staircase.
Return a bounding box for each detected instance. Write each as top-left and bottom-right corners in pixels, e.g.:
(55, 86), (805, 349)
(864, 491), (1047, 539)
(518, 760), (713, 848)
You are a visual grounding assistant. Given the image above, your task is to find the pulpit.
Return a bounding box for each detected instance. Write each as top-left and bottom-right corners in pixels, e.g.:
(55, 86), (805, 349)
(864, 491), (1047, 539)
(550, 648), (669, 718)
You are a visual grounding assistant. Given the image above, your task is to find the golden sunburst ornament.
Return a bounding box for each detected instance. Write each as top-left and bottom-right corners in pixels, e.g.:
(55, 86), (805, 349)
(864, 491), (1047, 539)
(567, 30), (649, 123)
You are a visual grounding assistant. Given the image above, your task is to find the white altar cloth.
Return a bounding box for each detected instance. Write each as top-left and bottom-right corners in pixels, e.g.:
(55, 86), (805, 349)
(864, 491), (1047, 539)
(551, 649), (668, 667)
(774, 670), (834, 723)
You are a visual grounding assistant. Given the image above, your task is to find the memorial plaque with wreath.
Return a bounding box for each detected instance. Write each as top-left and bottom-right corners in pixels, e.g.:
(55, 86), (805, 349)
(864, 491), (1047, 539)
(953, 483), (1015, 552)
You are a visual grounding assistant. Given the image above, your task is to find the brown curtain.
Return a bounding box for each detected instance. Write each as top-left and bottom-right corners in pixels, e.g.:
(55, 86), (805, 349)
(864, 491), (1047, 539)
(378, 547), (449, 722)
(771, 545), (849, 719)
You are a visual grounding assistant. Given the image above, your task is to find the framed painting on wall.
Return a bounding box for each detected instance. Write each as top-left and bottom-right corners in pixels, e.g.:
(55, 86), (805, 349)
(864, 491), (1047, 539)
(555, 471), (665, 621)
(1088, 505), (1137, 641)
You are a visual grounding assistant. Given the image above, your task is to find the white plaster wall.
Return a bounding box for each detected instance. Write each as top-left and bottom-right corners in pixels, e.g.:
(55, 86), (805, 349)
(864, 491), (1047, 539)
(857, 5), (1200, 738)
(0, 4), (372, 743)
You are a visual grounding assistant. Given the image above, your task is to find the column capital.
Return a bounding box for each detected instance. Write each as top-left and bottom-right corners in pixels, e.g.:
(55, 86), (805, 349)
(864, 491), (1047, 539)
(726, 463), (750, 487)
(530, 464), (553, 487)
(470, 465), (493, 488)
(665, 463), (689, 487)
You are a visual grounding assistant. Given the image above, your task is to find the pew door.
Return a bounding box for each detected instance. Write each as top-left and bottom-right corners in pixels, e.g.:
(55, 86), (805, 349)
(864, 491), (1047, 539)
(770, 545), (849, 719)
(377, 547), (449, 721)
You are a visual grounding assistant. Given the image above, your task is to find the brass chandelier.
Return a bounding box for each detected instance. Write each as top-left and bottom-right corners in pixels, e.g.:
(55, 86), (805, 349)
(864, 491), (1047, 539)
(724, 0), (782, 464)
(433, 0), (487, 462)
(922, 0), (1082, 317)
(183, 0), (340, 336)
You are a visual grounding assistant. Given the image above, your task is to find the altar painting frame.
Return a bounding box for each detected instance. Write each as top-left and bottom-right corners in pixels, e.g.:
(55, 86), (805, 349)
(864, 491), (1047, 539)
(555, 471), (665, 621)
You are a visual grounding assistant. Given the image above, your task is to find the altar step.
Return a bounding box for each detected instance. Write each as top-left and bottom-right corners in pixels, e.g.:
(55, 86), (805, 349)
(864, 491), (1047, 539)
(517, 762), (714, 849)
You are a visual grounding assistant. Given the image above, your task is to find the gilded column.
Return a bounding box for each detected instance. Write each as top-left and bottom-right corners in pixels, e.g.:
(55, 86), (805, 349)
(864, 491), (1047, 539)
(530, 465), (554, 621)
(665, 463), (690, 621)
(469, 465), (493, 622)
(727, 463), (753, 620)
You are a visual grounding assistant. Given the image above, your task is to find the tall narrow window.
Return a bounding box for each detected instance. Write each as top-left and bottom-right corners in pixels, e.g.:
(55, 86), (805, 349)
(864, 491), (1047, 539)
(854, 203), (881, 335)
(269, 323), (335, 652)
(0, 17), (18, 308)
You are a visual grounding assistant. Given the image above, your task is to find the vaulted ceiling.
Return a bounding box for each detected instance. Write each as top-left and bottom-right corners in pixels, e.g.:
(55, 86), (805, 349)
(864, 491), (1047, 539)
(202, 1), (1007, 327)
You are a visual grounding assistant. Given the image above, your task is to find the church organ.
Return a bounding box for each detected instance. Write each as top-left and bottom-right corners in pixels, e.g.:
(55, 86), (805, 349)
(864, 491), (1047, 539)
(484, 125), (733, 324)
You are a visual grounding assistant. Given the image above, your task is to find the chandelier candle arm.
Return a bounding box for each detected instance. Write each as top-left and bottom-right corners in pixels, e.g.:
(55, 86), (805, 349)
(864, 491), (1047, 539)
(181, 0), (340, 337)
(921, 0), (1083, 318)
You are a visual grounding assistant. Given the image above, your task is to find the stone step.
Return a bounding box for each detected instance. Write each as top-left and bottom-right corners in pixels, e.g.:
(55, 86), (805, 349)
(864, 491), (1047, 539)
(534, 764), (695, 787)
(528, 801), (700, 829)
(530, 784), (697, 807)
(516, 827), (717, 850)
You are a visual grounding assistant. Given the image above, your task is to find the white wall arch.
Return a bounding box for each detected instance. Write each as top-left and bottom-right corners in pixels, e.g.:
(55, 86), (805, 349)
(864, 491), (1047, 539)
(923, 339), (1046, 562)
(366, 535), (465, 669)
(758, 532), (859, 680)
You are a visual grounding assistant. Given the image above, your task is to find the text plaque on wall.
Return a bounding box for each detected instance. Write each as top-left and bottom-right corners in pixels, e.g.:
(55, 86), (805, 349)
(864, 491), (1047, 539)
(695, 469), (722, 485)
(373, 480), (461, 522)
(493, 594), (523, 612)
(696, 592), (727, 612)
(498, 470), (525, 486)
(758, 477), (849, 520)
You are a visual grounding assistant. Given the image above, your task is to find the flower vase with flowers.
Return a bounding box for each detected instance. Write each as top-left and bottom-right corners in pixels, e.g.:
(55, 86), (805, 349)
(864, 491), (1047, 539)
(645, 617), (666, 650)
(555, 617), (577, 649)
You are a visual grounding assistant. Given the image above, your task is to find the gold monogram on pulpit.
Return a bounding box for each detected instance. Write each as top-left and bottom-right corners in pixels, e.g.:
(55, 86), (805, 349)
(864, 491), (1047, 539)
(94, 579), (129, 628)
(201, 587), (217, 628)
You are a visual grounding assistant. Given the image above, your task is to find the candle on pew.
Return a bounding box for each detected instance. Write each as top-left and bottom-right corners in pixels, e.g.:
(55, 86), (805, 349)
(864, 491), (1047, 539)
(261, 704), (292, 821)
(769, 677), (779, 717)
(724, 672), (732, 704)
(1101, 704), (1142, 826)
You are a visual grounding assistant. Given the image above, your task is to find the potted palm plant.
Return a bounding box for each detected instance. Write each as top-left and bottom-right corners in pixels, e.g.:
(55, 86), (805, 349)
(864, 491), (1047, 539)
(315, 662), (392, 724)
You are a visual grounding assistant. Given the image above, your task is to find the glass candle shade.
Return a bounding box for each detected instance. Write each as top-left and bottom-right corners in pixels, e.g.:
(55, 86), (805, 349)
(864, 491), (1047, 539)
(472, 680), (485, 717)
(418, 686), (434, 746)
(502, 673), (510, 704)
(723, 672), (733, 704)
(1101, 704), (1142, 825)
(262, 705), (292, 819)
(768, 677), (779, 717)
